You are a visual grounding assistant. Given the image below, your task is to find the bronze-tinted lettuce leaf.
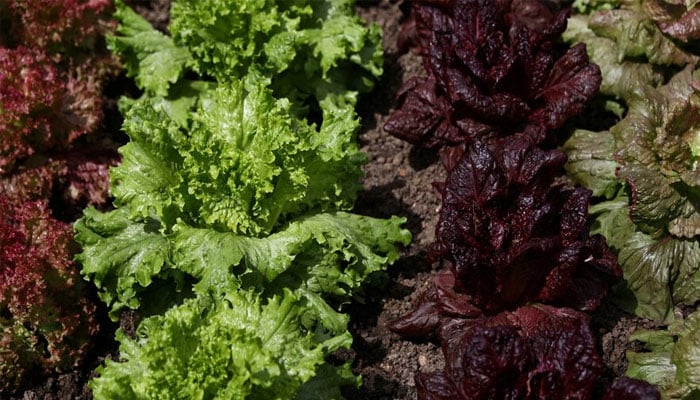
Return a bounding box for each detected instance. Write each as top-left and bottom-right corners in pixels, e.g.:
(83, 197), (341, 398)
(562, 128), (620, 199)
(612, 68), (700, 239)
(564, 15), (665, 99)
(563, 67), (700, 322)
(589, 3), (697, 66)
(626, 309), (700, 398)
(564, 1), (698, 99)
(645, 0), (700, 42)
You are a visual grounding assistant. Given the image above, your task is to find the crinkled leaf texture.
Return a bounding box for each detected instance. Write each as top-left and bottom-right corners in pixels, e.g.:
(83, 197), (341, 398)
(563, 14), (664, 100)
(390, 135), (624, 399)
(428, 135), (621, 312)
(110, 81), (365, 237)
(0, 196), (99, 394)
(77, 206), (409, 325)
(645, 1), (700, 43)
(562, 128), (619, 199)
(393, 284), (659, 399)
(564, 68), (700, 322)
(564, 1), (697, 99)
(0, 47), (117, 173)
(626, 309), (700, 399)
(573, 0), (620, 14)
(108, 0), (382, 109)
(77, 81), (407, 322)
(0, 145), (119, 219)
(86, 2), (405, 398)
(170, 0), (382, 102)
(384, 0), (600, 150)
(408, 304), (604, 400)
(67, 2), (404, 399)
(0, 47), (63, 171)
(0, 4), (119, 221)
(0, 0), (119, 168)
(107, 1), (192, 97)
(4, 0), (114, 53)
(90, 288), (355, 400)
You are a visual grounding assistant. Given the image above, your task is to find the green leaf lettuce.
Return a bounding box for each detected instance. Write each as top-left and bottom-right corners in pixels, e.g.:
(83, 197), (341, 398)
(627, 309), (700, 398)
(564, 68), (700, 322)
(90, 289), (356, 399)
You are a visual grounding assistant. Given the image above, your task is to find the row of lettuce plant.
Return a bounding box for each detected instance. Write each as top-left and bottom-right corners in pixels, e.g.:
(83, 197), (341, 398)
(0, 0), (120, 393)
(73, 0), (411, 398)
(564, 0), (700, 396)
(383, 0), (664, 398)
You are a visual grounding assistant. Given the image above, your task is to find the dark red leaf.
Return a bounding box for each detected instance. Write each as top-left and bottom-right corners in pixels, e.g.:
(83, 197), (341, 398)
(5, 0), (114, 53)
(429, 135), (620, 311)
(0, 195), (99, 392)
(0, 47), (63, 171)
(412, 304), (603, 400)
(602, 377), (661, 400)
(385, 0), (600, 149)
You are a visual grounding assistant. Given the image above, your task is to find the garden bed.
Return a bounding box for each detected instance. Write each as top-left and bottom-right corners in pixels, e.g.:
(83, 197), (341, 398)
(9, 1), (662, 399)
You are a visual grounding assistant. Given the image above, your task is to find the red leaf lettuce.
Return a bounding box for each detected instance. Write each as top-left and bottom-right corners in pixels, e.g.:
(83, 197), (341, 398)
(429, 135), (621, 312)
(412, 304), (604, 400)
(384, 0), (601, 151)
(0, 1), (120, 209)
(0, 195), (99, 394)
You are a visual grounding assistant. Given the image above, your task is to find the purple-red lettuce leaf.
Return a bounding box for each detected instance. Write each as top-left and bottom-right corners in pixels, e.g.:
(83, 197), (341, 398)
(0, 195), (99, 394)
(0, 2), (119, 206)
(392, 273), (657, 398)
(0, 0), (118, 148)
(0, 46), (119, 214)
(389, 272), (481, 340)
(3, 0), (114, 55)
(0, 146), (119, 216)
(0, 47), (64, 172)
(645, 0), (700, 42)
(428, 135), (620, 312)
(601, 377), (661, 400)
(412, 304), (605, 400)
(0, 2), (119, 393)
(384, 0), (601, 150)
(391, 136), (621, 398)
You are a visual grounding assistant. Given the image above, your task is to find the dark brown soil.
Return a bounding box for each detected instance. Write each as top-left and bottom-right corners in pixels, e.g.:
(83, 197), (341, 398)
(12, 1), (654, 399)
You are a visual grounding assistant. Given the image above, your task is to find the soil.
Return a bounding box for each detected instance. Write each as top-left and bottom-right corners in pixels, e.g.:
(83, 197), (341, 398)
(12, 1), (656, 399)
